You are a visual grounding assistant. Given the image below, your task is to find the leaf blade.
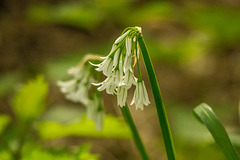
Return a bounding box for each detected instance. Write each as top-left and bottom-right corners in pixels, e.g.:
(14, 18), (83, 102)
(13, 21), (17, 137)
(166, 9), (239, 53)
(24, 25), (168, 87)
(193, 103), (239, 160)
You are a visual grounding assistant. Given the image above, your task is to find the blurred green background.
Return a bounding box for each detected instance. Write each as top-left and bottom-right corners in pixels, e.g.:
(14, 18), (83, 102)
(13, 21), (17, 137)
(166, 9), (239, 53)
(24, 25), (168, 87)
(0, 0), (240, 159)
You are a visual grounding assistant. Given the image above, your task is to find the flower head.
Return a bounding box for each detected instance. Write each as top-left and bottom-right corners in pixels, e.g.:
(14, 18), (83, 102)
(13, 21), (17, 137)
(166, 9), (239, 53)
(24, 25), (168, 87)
(90, 26), (150, 110)
(57, 65), (91, 105)
(58, 54), (105, 130)
(131, 80), (150, 110)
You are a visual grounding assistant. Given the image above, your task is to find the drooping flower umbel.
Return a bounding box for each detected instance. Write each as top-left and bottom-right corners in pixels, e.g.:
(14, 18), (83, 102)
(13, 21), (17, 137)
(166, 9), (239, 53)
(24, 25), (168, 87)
(90, 27), (150, 110)
(57, 55), (105, 130)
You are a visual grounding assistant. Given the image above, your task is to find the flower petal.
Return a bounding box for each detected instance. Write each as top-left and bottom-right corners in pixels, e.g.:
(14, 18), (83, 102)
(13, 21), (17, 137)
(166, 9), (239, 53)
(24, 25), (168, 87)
(126, 38), (132, 56)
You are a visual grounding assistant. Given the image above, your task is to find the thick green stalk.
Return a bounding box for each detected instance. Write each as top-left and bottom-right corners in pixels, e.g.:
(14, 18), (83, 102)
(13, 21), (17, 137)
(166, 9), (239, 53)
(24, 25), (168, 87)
(138, 36), (176, 160)
(120, 105), (150, 160)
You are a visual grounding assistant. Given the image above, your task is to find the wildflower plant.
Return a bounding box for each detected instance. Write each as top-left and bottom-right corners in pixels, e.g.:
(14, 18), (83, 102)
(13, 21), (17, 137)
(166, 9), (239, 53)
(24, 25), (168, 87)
(90, 26), (176, 160)
(58, 27), (176, 160)
(90, 26), (150, 110)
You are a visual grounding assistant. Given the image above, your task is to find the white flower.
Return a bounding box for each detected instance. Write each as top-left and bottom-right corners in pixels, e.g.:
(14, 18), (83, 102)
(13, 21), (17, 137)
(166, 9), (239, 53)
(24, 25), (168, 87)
(66, 83), (89, 105)
(126, 38), (132, 56)
(92, 69), (122, 95)
(92, 76), (116, 94)
(92, 76), (113, 93)
(87, 94), (105, 131)
(57, 79), (89, 105)
(90, 46), (121, 76)
(114, 30), (130, 44)
(131, 80), (150, 110)
(121, 70), (136, 89)
(57, 79), (77, 94)
(123, 54), (132, 73)
(116, 86), (128, 107)
(95, 57), (114, 76)
(57, 64), (92, 105)
(113, 48), (120, 68)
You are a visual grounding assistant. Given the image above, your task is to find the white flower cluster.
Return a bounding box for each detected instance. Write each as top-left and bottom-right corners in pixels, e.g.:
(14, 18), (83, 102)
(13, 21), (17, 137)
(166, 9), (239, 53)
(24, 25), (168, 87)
(57, 60), (104, 130)
(57, 66), (91, 105)
(90, 27), (150, 110)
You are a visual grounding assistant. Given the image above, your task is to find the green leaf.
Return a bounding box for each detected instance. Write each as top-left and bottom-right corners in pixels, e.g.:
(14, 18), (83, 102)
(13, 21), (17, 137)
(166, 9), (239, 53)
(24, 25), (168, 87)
(0, 150), (11, 160)
(193, 103), (239, 160)
(12, 76), (48, 122)
(22, 148), (74, 160)
(76, 143), (99, 160)
(21, 143), (99, 160)
(0, 115), (10, 134)
(37, 114), (131, 139)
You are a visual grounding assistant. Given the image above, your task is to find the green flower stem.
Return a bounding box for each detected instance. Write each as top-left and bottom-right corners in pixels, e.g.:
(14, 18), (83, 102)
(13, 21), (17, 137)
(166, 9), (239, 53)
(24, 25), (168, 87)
(138, 36), (176, 160)
(120, 105), (150, 160)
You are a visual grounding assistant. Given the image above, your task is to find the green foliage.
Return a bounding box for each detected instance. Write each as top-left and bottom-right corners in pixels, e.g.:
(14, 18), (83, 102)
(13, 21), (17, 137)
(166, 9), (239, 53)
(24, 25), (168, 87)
(146, 35), (208, 64)
(28, 4), (102, 30)
(37, 114), (131, 139)
(0, 76), (102, 159)
(22, 144), (98, 160)
(0, 150), (11, 160)
(76, 143), (99, 160)
(185, 6), (240, 45)
(124, 2), (173, 25)
(12, 76), (48, 122)
(193, 103), (239, 160)
(95, 0), (131, 16)
(0, 115), (10, 134)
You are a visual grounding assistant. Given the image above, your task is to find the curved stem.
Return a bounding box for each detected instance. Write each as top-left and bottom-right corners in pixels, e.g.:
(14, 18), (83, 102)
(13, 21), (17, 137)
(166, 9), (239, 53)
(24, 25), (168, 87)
(138, 36), (176, 160)
(120, 105), (150, 160)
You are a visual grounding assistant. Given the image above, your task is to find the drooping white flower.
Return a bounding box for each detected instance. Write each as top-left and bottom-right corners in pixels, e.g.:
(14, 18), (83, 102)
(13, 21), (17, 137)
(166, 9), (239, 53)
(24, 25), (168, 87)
(121, 70), (136, 89)
(58, 54), (108, 130)
(92, 76), (114, 93)
(90, 45), (121, 76)
(113, 48), (120, 68)
(131, 80), (150, 110)
(57, 77), (90, 105)
(92, 68), (122, 95)
(126, 38), (132, 56)
(65, 82), (89, 105)
(123, 54), (132, 73)
(116, 86), (128, 107)
(95, 57), (114, 76)
(87, 94), (105, 131)
(57, 79), (77, 94)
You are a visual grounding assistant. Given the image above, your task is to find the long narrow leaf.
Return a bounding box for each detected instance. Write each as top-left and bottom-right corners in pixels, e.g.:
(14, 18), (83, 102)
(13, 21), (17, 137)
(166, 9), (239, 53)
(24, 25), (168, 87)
(193, 103), (239, 160)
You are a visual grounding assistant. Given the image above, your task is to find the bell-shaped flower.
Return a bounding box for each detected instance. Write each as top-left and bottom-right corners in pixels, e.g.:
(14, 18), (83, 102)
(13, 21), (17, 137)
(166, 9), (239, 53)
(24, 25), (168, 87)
(92, 68), (122, 95)
(123, 54), (132, 73)
(126, 38), (132, 56)
(121, 70), (136, 89)
(57, 78), (90, 105)
(116, 86), (128, 107)
(87, 94), (105, 131)
(112, 48), (120, 68)
(57, 79), (77, 94)
(131, 80), (150, 110)
(94, 57), (114, 76)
